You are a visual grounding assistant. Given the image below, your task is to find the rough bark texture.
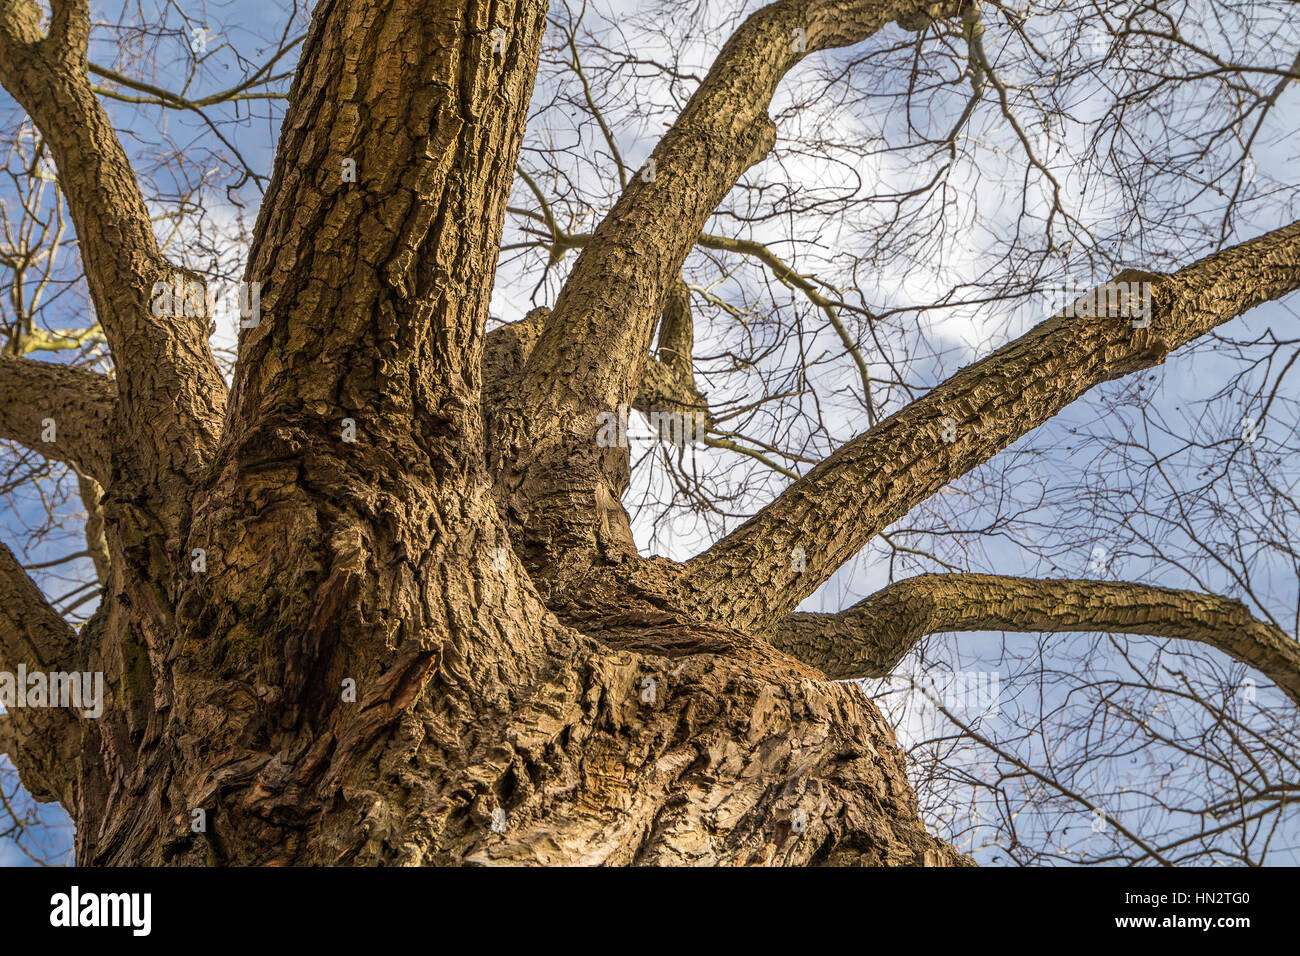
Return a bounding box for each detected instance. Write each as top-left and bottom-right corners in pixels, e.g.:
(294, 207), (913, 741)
(682, 234), (1300, 631)
(770, 575), (1300, 705)
(0, 0), (1296, 867)
(0, 357), (114, 483)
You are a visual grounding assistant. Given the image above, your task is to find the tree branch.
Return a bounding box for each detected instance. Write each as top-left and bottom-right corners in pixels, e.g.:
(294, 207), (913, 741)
(485, 285), (712, 457)
(0, 541), (82, 805)
(0, 0), (227, 527)
(768, 573), (1300, 707)
(520, 0), (962, 422)
(46, 0), (89, 55)
(0, 356), (114, 485)
(683, 218), (1300, 631)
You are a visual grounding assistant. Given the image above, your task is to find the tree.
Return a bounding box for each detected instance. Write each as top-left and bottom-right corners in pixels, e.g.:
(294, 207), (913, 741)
(0, 0), (1297, 865)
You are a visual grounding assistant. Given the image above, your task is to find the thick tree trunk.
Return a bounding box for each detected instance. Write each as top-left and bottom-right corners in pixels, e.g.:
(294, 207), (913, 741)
(82, 581), (965, 866)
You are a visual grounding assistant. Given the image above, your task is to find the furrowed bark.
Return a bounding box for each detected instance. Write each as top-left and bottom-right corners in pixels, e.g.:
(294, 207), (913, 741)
(116, 0), (594, 866)
(482, 285), (711, 600)
(224, 0), (549, 436)
(483, 283), (711, 472)
(769, 574), (1300, 705)
(198, 0), (554, 676)
(0, 356), (114, 485)
(0, 542), (82, 806)
(683, 219), (1300, 632)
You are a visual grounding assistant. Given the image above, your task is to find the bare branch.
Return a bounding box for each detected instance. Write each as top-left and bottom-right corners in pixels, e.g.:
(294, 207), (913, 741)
(488, 0), (964, 587)
(684, 218), (1300, 631)
(520, 0), (963, 422)
(770, 574), (1300, 709)
(0, 356), (114, 485)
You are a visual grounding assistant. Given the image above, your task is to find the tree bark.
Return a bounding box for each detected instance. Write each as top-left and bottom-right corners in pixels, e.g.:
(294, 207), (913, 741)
(769, 574), (1300, 706)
